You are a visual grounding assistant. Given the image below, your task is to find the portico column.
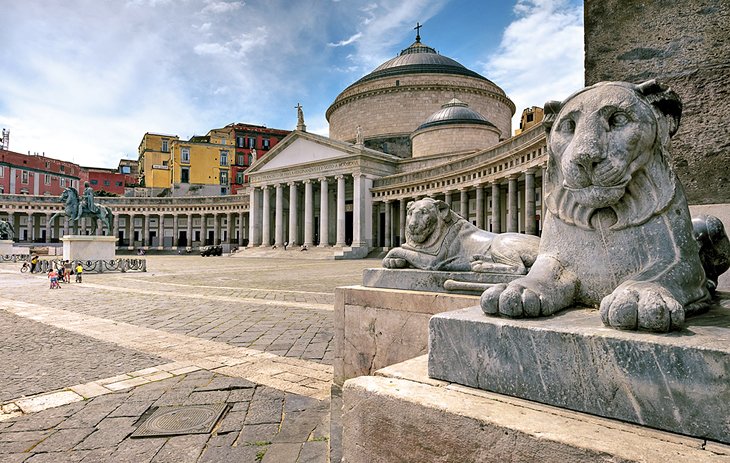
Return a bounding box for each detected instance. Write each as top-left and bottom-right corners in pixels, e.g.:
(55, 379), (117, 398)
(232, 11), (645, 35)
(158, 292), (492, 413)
(444, 191), (453, 208)
(142, 214), (149, 246)
(112, 213), (119, 242)
(249, 187), (260, 246)
(524, 169), (537, 236)
(459, 188), (469, 220)
(303, 180), (314, 247)
(44, 213), (52, 242)
(399, 198), (407, 247)
(507, 174), (519, 233)
(274, 183), (284, 247)
(212, 213), (220, 245)
(491, 183), (501, 233)
(186, 214), (193, 247)
(126, 215), (132, 247)
(336, 174), (347, 247)
(318, 177), (329, 247)
(226, 212), (234, 245)
(384, 200), (392, 248)
(288, 182), (298, 246)
(261, 185), (271, 247)
(238, 212), (245, 246)
(173, 213), (179, 247)
(476, 185), (485, 230)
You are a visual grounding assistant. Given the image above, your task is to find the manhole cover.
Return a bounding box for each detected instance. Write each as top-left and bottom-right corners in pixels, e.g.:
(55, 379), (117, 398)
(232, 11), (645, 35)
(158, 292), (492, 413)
(131, 404), (228, 438)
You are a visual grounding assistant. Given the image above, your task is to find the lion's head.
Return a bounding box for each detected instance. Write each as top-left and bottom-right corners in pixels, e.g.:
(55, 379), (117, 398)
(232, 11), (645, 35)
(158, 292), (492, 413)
(542, 80), (682, 230)
(404, 198), (454, 249)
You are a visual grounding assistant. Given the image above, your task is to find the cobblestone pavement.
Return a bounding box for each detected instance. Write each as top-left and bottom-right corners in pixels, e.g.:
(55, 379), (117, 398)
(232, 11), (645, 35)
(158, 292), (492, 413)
(0, 256), (378, 462)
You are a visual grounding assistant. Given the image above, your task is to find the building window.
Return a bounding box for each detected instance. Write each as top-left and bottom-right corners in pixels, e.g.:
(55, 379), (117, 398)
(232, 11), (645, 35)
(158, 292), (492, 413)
(0, 166), (4, 177)
(219, 171), (228, 185)
(161, 140), (169, 152)
(237, 154), (244, 165)
(21, 171), (28, 184)
(45, 161), (50, 168)
(237, 136), (245, 148)
(247, 137), (256, 149)
(44, 174), (51, 185)
(0, 186), (3, 193)
(220, 150), (228, 166)
(104, 180), (110, 186)
(60, 178), (66, 187)
(526, 113), (534, 123)
(116, 181), (123, 187)
(121, 166), (131, 174)
(91, 179), (98, 185)
(220, 138), (226, 145)
(236, 172), (244, 184)
(262, 138), (270, 150)
(181, 167), (190, 183)
(20, 188), (28, 194)
(181, 147), (190, 163)
(60, 165), (65, 172)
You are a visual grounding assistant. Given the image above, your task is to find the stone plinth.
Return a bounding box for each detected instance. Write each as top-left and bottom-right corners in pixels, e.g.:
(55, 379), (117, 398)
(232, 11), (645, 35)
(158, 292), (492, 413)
(0, 240), (15, 255)
(342, 356), (729, 463)
(62, 235), (117, 261)
(363, 268), (520, 295)
(428, 293), (730, 444)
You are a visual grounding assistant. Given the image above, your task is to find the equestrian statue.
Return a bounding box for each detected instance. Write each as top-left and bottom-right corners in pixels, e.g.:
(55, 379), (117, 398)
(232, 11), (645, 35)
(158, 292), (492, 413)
(0, 219), (14, 240)
(50, 182), (114, 235)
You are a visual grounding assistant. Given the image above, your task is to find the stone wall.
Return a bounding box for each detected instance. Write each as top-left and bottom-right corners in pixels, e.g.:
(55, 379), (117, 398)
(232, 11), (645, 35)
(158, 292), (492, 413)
(584, 0), (730, 204)
(411, 124), (501, 158)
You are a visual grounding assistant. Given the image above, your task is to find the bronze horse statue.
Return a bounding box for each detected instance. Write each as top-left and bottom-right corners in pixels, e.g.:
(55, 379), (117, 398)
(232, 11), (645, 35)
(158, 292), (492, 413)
(50, 187), (113, 235)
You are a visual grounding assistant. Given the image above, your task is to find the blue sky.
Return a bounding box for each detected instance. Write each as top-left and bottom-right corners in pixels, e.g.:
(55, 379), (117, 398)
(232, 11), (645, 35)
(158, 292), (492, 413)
(0, 0), (584, 169)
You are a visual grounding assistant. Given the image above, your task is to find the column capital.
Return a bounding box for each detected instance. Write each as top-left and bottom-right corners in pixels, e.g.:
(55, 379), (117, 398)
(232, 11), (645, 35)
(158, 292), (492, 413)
(303, 178), (312, 185)
(287, 181), (297, 187)
(508, 173), (521, 180)
(318, 176), (328, 183)
(274, 183), (283, 189)
(335, 174), (345, 180)
(524, 167), (538, 175)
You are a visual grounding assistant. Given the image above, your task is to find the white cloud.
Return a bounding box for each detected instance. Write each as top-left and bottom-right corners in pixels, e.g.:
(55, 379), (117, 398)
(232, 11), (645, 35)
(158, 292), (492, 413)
(201, 1), (245, 14)
(483, 0), (584, 134)
(328, 33), (363, 48)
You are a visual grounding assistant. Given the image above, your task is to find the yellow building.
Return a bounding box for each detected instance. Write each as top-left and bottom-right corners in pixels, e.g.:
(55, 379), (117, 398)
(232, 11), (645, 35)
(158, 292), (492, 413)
(514, 106), (545, 135)
(138, 132), (179, 194)
(170, 129), (233, 196)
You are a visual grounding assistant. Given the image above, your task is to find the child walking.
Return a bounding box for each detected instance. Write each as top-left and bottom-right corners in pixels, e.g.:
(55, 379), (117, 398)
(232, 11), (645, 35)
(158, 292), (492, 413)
(48, 269), (61, 289)
(75, 263), (83, 283)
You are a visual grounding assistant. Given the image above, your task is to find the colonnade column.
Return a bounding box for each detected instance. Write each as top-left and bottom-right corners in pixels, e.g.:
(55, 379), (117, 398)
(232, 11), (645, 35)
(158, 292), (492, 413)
(226, 212), (234, 245)
(200, 213), (208, 246)
(491, 183), (501, 233)
(288, 182), (298, 246)
(476, 185), (485, 230)
(459, 188), (469, 220)
(507, 174), (519, 233)
(399, 198), (407, 247)
(303, 180), (314, 247)
(238, 212), (245, 246)
(186, 214), (193, 247)
(158, 214), (164, 247)
(45, 213), (52, 242)
(112, 214), (119, 242)
(142, 214), (149, 246)
(335, 175), (346, 247)
(172, 214), (179, 247)
(384, 200), (392, 248)
(126, 215), (133, 247)
(274, 183), (284, 247)
(444, 191), (453, 208)
(261, 186), (271, 247)
(319, 177), (329, 247)
(524, 169), (537, 236)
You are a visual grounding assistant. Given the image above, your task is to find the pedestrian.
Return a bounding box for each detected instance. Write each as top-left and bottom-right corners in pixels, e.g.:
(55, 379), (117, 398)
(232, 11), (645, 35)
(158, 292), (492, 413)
(64, 260), (72, 283)
(284, 241), (288, 251)
(57, 266), (65, 284)
(75, 263), (83, 283)
(48, 268), (60, 289)
(30, 255), (38, 273)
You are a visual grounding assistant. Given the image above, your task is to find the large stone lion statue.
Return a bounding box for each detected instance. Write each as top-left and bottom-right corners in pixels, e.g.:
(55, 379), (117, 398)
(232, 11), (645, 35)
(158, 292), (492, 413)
(382, 198), (540, 273)
(481, 80), (715, 333)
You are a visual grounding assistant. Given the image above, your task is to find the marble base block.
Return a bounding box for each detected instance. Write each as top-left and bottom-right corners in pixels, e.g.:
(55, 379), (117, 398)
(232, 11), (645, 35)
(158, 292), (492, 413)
(342, 356), (728, 463)
(428, 295), (730, 444)
(0, 240), (15, 255)
(363, 268), (520, 294)
(62, 235), (117, 261)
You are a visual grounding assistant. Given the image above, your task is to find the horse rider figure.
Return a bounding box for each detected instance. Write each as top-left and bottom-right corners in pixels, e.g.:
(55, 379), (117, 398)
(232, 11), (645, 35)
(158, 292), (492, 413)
(75, 182), (99, 221)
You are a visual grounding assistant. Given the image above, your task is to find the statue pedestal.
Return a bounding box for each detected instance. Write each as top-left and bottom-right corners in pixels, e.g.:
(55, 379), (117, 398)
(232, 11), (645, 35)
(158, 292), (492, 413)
(428, 293), (730, 444)
(62, 235), (117, 261)
(0, 240), (15, 255)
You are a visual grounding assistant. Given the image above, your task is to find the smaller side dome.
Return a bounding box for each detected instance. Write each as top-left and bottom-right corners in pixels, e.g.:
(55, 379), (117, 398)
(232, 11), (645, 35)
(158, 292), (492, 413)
(411, 98), (502, 158)
(417, 98), (498, 131)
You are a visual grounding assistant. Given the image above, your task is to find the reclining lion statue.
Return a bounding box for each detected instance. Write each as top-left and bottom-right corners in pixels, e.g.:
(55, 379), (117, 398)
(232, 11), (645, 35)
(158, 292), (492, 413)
(481, 80), (718, 333)
(382, 198), (540, 274)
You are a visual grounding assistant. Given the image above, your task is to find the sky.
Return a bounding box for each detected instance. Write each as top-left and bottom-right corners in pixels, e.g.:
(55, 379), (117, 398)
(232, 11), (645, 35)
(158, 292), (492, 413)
(0, 0), (584, 169)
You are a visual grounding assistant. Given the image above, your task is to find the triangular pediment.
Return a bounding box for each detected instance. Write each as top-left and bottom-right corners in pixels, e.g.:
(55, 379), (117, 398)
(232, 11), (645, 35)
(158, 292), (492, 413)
(257, 137), (349, 172)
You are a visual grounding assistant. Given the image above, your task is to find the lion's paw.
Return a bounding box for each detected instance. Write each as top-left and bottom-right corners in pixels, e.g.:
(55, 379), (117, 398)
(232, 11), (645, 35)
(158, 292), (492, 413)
(382, 257), (408, 269)
(599, 282), (685, 332)
(480, 281), (542, 318)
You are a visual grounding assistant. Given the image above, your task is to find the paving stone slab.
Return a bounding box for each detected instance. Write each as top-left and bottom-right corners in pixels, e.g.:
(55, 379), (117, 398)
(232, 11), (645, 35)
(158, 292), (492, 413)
(428, 297), (730, 444)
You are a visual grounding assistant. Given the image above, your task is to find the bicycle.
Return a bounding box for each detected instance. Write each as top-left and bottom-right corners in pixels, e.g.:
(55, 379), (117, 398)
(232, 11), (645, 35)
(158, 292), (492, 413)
(20, 262), (30, 273)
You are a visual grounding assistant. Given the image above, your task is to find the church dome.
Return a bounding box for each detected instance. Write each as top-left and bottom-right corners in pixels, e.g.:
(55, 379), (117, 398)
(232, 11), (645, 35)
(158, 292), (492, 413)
(417, 98), (498, 131)
(326, 31), (515, 158)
